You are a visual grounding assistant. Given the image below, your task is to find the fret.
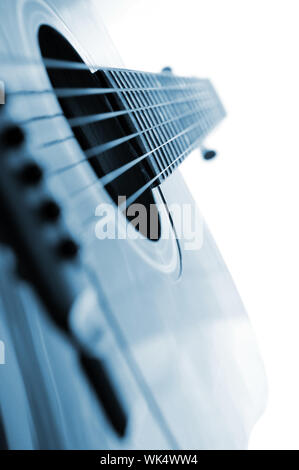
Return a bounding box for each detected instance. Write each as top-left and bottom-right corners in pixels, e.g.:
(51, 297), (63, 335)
(109, 70), (161, 177)
(137, 73), (173, 177)
(157, 73), (188, 172)
(107, 70), (161, 178)
(127, 72), (169, 175)
(141, 72), (172, 176)
(151, 73), (182, 176)
(132, 71), (172, 177)
(154, 73), (184, 173)
(133, 72), (168, 176)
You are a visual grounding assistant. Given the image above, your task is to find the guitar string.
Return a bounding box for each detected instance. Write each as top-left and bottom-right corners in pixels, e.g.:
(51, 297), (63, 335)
(1, 54), (221, 212)
(8, 83), (204, 97)
(17, 89), (216, 158)
(21, 88), (215, 154)
(19, 89), (211, 129)
(79, 130), (209, 231)
(69, 102), (214, 162)
(20, 73), (218, 197)
(2, 55), (217, 159)
(33, 98), (214, 153)
(47, 103), (217, 177)
(3, 56), (206, 98)
(68, 92), (211, 128)
(42, 106), (218, 233)
(121, 134), (205, 211)
(70, 109), (219, 202)
(1, 55), (203, 80)
(70, 68), (220, 212)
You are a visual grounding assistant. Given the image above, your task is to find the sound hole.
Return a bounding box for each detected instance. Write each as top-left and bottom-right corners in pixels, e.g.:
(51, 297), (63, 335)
(38, 26), (160, 240)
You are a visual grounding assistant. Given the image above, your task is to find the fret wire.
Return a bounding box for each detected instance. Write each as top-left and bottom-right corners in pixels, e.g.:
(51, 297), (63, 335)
(137, 72), (168, 172)
(156, 73), (185, 173)
(177, 80), (197, 152)
(159, 73), (191, 173)
(158, 75), (184, 172)
(120, 71), (168, 174)
(142, 73), (174, 175)
(124, 71), (165, 171)
(120, 70), (192, 175)
(157, 74), (183, 174)
(161, 74), (184, 165)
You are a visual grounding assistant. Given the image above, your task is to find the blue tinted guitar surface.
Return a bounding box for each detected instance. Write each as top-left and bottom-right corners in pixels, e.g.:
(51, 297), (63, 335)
(0, 0), (267, 449)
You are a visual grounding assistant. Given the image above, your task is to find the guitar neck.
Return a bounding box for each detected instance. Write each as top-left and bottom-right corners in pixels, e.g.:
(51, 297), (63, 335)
(44, 53), (226, 195)
(104, 68), (226, 184)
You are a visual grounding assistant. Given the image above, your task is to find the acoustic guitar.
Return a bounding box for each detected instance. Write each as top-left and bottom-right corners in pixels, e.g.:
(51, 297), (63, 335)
(0, 0), (267, 450)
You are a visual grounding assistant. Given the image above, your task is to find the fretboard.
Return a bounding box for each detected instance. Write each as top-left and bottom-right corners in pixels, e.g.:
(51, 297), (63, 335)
(102, 68), (226, 184)
(46, 60), (226, 200)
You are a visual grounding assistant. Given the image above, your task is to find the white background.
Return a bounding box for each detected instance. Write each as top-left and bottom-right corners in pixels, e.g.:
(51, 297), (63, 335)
(98, 0), (299, 449)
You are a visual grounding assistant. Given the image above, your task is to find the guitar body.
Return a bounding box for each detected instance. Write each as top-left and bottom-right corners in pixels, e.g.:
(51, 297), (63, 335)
(0, 0), (267, 449)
